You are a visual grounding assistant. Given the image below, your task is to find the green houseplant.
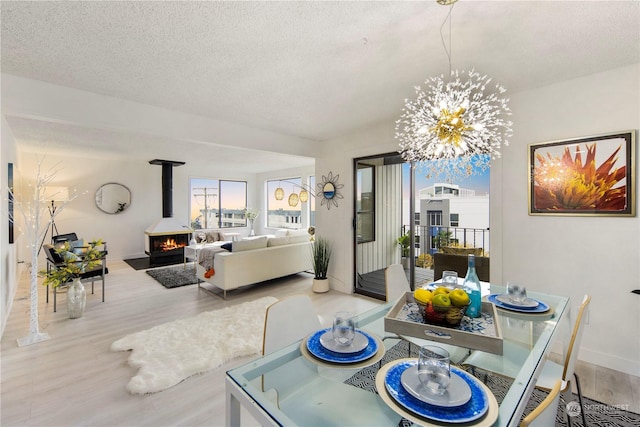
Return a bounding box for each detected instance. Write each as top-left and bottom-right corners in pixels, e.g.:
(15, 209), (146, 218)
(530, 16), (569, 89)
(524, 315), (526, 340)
(397, 232), (411, 268)
(311, 236), (332, 293)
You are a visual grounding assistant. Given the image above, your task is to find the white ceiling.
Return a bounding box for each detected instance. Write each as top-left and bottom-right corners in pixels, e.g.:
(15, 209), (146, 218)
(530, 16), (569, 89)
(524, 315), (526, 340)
(2, 1), (639, 172)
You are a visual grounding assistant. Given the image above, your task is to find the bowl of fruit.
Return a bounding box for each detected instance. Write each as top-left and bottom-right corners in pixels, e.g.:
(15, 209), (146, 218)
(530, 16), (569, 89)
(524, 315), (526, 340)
(413, 286), (470, 327)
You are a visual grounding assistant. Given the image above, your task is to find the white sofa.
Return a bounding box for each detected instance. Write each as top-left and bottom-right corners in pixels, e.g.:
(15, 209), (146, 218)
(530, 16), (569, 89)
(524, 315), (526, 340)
(195, 232), (312, 298)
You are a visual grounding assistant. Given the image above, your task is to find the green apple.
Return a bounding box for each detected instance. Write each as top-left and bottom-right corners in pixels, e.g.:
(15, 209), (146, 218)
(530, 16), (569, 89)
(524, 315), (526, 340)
(449, 288), (470, 307)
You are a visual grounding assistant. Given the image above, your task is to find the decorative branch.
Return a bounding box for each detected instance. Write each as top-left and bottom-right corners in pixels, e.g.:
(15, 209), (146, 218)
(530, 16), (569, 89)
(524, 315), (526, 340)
(8, 156), (78, 346)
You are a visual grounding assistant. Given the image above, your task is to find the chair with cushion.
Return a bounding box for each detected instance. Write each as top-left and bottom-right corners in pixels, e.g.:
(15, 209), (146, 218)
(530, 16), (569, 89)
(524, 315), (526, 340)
(44, 235), (109, 312)
(520, 379), (562, 427)
(384, 263), (469, 364)
(464, 294), (591, 426)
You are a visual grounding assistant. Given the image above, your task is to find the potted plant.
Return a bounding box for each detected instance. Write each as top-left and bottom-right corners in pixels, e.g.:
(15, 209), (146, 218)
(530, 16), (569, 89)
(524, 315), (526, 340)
(397, 232), (411, 268)
(311, 236), (332, 293)
(42, 239), (105, 318)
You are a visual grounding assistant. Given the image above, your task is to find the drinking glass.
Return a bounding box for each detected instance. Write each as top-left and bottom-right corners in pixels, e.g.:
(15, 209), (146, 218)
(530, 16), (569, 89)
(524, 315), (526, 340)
(442, 271), (458, 289)
(507, 282), (527, 303)
(332, 311), (355, 346)
(418, 345), (450, 395)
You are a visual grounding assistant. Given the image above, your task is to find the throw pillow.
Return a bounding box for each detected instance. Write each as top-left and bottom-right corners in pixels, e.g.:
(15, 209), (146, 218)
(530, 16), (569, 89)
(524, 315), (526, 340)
(205, 232), (219, 243)
(221, 242), (232, 252)
(70, 239), (87, 256)
(232, 235), (268, 252)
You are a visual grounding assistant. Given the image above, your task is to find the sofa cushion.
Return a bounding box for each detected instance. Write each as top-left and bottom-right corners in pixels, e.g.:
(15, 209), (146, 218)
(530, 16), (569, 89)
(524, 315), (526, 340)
(287, 228), (309, 236)
(232, 235), (268, 252)
(267, 236), (290, 247)
(221, 242), (232, 251)
(288, 234), (309, 244)
(275, 229), (288, 238)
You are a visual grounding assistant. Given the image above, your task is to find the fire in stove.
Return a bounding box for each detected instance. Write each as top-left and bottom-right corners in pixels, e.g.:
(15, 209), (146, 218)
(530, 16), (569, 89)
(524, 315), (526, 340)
(158, 238), (185, 252)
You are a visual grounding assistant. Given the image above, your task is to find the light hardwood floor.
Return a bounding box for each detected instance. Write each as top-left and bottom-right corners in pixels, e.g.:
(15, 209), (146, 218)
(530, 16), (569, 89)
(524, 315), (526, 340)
(2, 260), (638, 426)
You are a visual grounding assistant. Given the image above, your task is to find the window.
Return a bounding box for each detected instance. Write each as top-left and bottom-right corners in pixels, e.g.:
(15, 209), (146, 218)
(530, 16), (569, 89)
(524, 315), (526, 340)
(356, 163), (375, 243)
(267, 178), (303, 229)
(450, 213), (459, 227)
(428, 211), (442, 226)
(190, 178), (247, 229)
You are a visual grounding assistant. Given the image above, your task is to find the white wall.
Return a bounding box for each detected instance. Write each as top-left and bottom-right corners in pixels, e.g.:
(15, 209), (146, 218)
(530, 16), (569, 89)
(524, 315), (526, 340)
(496, 64), (640, 376)
(1, 115), (19, 336)
(317, 63), (640, 375)
(15, 152), (259, 264)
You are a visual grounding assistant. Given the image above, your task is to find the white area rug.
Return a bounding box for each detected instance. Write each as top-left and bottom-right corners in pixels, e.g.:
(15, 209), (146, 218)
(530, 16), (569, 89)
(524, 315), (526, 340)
(111, 296), (277, 394)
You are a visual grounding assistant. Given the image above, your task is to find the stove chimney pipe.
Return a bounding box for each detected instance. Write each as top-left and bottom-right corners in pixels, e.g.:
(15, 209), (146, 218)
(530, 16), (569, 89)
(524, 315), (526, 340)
(149, 159), (185, 218)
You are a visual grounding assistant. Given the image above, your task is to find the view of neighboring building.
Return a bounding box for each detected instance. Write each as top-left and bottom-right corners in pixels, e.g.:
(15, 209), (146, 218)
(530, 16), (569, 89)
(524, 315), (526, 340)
(418, 183), (490, 255)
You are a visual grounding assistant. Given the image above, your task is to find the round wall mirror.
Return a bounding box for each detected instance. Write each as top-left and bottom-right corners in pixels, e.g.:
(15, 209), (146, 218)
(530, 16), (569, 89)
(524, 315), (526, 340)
(95, 183), (131, 214)
(322, 182), (336, 199)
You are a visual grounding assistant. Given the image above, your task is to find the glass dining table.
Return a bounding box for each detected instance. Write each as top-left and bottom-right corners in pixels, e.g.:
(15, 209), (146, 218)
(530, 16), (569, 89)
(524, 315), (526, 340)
(226, 285), (569, 427)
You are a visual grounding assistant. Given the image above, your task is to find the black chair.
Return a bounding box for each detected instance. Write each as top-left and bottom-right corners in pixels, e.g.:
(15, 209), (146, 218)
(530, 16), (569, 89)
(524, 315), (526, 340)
(44, 236), (108, 312)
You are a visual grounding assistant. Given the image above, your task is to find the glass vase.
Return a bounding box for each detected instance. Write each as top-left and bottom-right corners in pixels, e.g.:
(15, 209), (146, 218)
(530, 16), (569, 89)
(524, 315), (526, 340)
(67, 278), (86, 319)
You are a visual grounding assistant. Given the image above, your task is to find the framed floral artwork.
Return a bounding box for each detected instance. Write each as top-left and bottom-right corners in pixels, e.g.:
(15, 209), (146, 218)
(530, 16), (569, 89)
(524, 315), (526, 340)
(528, 130), (636, 216)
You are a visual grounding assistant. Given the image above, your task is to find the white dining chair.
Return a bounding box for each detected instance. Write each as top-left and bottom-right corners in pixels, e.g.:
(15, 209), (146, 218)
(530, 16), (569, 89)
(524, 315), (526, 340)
(261, 294), (322, 405)
(384, 264), (469, 364)
(464, 294), (591, 427)
(520, 379), (562, 427)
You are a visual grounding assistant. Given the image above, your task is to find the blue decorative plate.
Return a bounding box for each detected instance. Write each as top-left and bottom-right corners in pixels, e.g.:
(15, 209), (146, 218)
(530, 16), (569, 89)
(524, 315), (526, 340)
(385, 360), (488, 424)
(306, 328), (378, 364)
(488, 294), (550, 313)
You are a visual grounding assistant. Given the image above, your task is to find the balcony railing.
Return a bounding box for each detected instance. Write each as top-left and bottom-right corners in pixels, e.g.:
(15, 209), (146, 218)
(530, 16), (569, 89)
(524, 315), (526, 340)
(401, 225), (490, 257)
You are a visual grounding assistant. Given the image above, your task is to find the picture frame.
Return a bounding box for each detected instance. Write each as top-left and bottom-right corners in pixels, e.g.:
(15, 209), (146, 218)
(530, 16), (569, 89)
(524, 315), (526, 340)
(528, 130), (636, 216)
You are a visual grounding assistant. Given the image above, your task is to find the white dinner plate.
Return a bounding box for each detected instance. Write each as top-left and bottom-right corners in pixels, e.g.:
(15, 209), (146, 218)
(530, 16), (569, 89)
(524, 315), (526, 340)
(319, 330), (368, 354)
(400, 365), (472, 407)
(495, 294), (539, 309)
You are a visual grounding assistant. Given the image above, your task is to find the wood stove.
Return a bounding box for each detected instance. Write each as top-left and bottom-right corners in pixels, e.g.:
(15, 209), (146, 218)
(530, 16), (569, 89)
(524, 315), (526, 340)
(144, 159), (193, 266)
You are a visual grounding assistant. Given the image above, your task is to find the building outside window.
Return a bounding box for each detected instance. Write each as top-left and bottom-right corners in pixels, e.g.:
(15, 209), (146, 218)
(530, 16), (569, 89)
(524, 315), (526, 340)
(190, 178), (247, 229)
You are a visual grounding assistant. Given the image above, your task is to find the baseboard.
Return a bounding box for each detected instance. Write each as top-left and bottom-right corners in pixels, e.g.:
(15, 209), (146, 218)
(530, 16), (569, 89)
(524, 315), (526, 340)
(579, 348), (640, 377)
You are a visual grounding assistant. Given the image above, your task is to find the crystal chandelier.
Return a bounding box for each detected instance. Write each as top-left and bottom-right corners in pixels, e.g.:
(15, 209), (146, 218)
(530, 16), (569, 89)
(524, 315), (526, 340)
(396, 1), (512, 180)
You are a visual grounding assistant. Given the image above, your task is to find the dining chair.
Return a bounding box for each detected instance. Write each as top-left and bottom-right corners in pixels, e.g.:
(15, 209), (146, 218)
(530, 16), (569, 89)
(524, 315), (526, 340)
(384, 263), (469, 364)
(262, 295), (322, 405)
(464, 294), (591, 427)
(520, 379), (562, 427)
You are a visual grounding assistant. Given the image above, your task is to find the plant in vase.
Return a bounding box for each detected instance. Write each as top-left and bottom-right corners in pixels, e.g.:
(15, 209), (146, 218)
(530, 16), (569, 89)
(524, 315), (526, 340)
(311, 236), (332, 293)
(397, 232), (411, 268)
(241, 208), (259, 236)
(42, 239), (105, 319)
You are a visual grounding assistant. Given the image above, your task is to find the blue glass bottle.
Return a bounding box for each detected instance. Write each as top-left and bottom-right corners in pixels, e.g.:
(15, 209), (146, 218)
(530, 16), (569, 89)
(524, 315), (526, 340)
(463, 254), (482, 318)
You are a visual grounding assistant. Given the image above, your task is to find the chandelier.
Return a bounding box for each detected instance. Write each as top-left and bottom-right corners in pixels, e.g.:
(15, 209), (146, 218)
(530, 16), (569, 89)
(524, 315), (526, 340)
(396, 1), (512, 180)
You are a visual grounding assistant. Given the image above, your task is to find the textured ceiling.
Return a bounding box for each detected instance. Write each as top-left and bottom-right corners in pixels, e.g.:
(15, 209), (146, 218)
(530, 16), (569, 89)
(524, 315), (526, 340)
(2, 1), (639, 171)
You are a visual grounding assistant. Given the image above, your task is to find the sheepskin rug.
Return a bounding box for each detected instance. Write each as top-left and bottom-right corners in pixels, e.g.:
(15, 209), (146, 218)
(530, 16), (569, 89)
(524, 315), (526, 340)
(111, 296), (277, 394)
